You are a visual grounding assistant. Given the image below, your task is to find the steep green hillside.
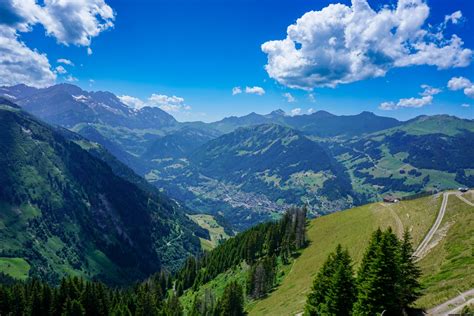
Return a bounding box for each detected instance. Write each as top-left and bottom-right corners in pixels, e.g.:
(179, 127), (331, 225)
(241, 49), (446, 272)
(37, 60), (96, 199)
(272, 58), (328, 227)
(248, 192), (473, 315)
(0, 100), (201, 284)
(416, 195), (474, 307)
(188, 214), (231, 251)
(390, 115), (474, 136)
(283, 110), (401, 137)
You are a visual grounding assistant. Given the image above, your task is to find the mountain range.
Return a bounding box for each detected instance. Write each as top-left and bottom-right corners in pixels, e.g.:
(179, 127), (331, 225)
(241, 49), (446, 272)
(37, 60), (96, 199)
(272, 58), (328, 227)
(1, 84), (473, 230)
(0, 85), (473, 313)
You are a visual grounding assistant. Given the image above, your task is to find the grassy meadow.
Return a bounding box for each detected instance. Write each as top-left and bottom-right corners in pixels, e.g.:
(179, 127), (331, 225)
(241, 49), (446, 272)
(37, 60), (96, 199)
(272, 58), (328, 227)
(248, 195), (444, 315)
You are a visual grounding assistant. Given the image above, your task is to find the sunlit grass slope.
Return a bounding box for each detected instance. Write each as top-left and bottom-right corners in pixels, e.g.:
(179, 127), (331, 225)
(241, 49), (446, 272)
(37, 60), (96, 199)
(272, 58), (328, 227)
(188, 214), (230, 251)
(248, 195), (441, 315)
(415, 195), (474, 308)
(0, 258), (30, 280)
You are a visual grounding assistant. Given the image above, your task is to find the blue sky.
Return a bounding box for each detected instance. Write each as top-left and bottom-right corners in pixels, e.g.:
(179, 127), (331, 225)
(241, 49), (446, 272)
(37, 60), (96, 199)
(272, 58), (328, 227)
(1, 0), (473, 121)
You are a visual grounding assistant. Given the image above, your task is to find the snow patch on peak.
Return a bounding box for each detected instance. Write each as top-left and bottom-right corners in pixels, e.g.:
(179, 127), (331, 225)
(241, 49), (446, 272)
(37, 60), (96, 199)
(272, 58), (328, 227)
(73, 95), (89, 102)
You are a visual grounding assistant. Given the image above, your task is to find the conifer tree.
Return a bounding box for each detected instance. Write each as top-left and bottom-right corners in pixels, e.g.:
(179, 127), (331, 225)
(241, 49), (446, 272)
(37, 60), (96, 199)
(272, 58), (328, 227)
(247, 256), (276, 299)
(110, 304), (132, 316)
(189, 290), (216, 316)
(353, 228), (402, 316)
(135, 285), (159, 316)
(398, 230), (422, 311)
(163, 293), (183, 316)
(62, 298), (85, 316)
(218, 281), (245, 316)
(304, 245), (355, 316)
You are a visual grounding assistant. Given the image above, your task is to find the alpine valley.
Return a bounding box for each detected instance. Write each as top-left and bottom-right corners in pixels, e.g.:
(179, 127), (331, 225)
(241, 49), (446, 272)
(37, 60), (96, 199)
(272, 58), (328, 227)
(1, 0), (474, 314)
(2, 84), (473, 230)
(0, 88), (473, 315)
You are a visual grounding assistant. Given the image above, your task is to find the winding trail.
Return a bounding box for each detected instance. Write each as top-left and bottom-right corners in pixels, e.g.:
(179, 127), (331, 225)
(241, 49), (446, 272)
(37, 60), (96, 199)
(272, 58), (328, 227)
(378, 202), (404, 237)
(412, 192), (450, 261)
(426, 289), (474, 315)
(418, 190), (474, 315)
(457, 194), (474, 207)
(414, 190), (474, 261)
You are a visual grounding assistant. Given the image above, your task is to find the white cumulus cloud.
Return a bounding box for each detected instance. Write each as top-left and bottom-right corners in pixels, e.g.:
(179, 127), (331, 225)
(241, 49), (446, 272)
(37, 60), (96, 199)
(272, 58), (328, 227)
(0, 0), (114, 87)
(447, 76), (474, 98)
(118, 95), (144, 109)
(233, 86), (266, 96)
(379, 84), (440, 110)
(0, 27), (56, 87)
(261, 0), (472, 90)
(283, 92), (296, 103)
(290, 108), (302, 116)
(55, 65), (67, 74)
(420, 84), (442, 97)
(119, 93), (191, 113)
(232, 86), (242, 95)
(57, 58), (74, 66)
(65, 75), (78, 82)
(466, 86), (474, 98)
(444, 11), (463, 25)
(245, 86), (265, 95)
(148, 94), (185, 108)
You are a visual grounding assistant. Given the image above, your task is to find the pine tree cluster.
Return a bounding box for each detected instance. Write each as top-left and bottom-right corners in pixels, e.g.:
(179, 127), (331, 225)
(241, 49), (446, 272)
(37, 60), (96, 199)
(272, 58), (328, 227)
(0, 272), (182, 316)
(188, 281), (245, 316)
(174, 207), (307, 295)
(246, 256), (277, 299)
(305, 228), (422, 316)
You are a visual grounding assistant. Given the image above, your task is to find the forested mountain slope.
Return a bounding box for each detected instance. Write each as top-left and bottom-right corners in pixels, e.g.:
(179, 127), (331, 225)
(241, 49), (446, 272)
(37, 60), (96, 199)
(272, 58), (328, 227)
(0, 99), (203, 284)
(0, 190), (471, 315)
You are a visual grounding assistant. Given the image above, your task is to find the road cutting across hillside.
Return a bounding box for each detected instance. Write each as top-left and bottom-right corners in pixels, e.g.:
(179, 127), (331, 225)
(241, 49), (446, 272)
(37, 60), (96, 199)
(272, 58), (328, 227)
(413, 190), (473, 261)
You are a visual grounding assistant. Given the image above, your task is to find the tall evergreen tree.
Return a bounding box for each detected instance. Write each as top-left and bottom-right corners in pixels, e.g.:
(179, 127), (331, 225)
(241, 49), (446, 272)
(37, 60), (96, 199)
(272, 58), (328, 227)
(110, 304), (132, 316)
(163, 293), (183, 316)
(304, 245), (356, 316)
(353, 228), (402, 316)
(62, 298), (85, 316)
(217, 281), (245, 316)
(398, 230), (422, 311)
(135, 285), (159, 316)
(247, 256), (276, 299)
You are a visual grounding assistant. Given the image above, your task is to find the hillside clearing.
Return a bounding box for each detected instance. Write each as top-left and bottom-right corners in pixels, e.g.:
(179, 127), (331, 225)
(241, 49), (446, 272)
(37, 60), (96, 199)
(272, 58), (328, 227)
(188, 214), (230, 250)
(0, 257), (30, 280)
